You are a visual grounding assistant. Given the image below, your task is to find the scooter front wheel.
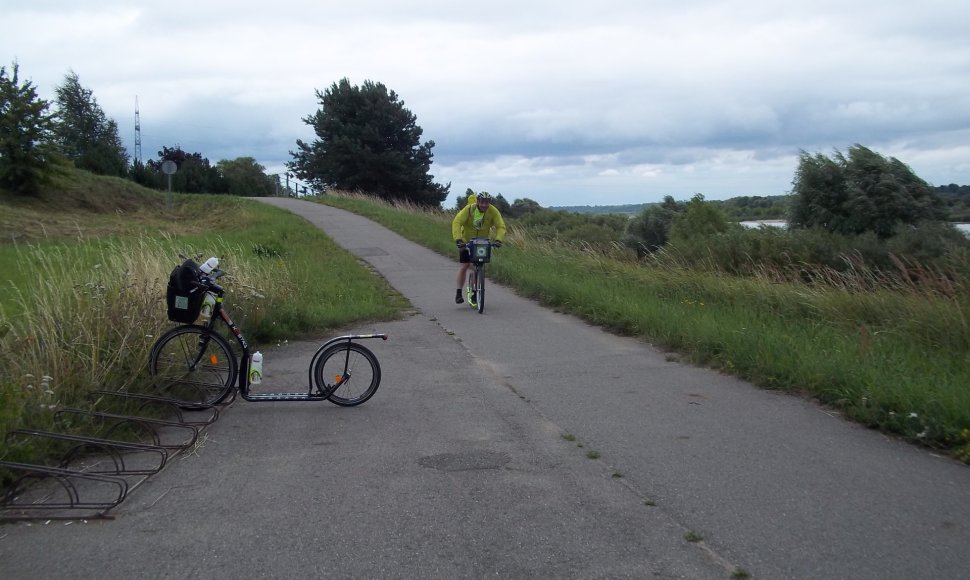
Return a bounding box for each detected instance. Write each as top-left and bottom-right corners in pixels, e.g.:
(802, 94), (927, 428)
(312, 342), (382, 406)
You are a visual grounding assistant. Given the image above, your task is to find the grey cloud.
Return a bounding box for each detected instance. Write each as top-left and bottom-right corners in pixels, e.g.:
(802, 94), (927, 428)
(5, 0), (970, 206)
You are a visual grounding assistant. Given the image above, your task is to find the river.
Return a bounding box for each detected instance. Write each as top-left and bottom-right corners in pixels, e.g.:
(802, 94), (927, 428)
(740, 221), (970, 235)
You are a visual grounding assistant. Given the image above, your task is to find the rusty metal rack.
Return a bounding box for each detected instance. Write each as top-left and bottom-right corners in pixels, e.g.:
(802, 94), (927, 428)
(0, 462), (130, 515)
(0, 388), (227, 521)
(51, 408), (202, 451)
(5, 429), (169, 476)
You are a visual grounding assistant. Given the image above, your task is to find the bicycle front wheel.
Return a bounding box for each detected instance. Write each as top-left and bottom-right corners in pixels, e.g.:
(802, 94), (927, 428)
(149, 325), (237, 408)
(313, 342), (382, 407)
(476, 264), (486, 314)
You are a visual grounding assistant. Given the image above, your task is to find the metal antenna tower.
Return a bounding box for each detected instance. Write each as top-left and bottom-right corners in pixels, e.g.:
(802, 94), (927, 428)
(134, 96), (142, 164)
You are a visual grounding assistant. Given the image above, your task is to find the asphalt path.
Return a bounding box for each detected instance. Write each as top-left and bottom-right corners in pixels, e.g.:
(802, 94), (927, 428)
(2, 197), (969, 579)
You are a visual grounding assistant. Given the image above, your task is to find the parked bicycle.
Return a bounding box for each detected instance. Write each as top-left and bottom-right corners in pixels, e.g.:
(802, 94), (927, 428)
(148, 257), (387, 409)
(466, 237), (495, 314)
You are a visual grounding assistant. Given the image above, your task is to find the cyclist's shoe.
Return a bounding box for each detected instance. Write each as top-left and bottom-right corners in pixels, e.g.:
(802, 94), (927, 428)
(466, 287), (475, 306)
(455, 289), (464, 304)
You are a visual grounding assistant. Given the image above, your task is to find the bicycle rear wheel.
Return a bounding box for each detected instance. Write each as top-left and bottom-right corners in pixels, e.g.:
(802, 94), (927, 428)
(313, 342), (382, 407)
(149, 325), (237, 408)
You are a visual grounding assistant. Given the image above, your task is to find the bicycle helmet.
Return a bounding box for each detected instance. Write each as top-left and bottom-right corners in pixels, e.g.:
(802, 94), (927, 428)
(476, 192), (492, 202)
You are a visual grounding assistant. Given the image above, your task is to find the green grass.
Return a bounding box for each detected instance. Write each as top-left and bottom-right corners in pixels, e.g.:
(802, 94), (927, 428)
(4, 176), (970, 472)
(0, 175), (408, 474)
(313, 192), (970, 463)
(684, 531), (703, 543)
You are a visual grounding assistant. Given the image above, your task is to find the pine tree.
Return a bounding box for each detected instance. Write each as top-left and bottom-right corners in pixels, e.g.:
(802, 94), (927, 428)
(54, 71), (128, 177)
(289, 78), (449, 206)
(0, 61), (57, 195)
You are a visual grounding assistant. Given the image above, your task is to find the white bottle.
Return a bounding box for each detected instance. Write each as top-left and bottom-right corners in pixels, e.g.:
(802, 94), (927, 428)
(199, 291), (216, 322)
(250, 352), (263, 385)
(200, 256), (219, 275)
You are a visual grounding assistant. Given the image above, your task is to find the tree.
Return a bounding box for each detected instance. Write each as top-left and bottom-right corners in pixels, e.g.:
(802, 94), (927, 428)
(216, 156), (275, 197)
(148, 146), (225, 194)
(625, 195), (684, 253)
(669, 194), (734, 243)
(789, 144), (946, 238)
(492, 193), (511, 216)
(289, 78), (449, 206)
(53, 71), (128, 177)
(129, 158), (160, 189)
(508, 197), (543, 218)
(0, 61), (57, 195)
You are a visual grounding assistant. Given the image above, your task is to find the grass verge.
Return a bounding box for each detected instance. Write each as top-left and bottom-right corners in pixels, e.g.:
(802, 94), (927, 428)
(313, 192), (970, 463)
(0, 180), (407, 475)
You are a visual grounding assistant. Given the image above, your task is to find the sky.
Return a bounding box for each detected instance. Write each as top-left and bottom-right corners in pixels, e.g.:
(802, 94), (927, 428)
(3, 0), (969, 208)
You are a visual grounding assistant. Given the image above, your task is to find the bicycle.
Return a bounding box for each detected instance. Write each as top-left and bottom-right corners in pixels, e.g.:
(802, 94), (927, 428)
(466, 237), (495, 314)
(148, 258), (387, 409)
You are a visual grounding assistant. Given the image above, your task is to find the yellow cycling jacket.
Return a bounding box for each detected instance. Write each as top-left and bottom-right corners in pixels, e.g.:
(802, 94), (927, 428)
(451, 195), (507, 242)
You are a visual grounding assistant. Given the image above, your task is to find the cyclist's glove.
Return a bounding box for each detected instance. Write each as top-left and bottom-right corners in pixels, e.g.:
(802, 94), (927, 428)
(456, 239), (466, 248)
(492, 240), (503, 248)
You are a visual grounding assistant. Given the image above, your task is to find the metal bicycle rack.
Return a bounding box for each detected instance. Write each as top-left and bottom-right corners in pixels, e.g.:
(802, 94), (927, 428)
(0, 386), (228, 521)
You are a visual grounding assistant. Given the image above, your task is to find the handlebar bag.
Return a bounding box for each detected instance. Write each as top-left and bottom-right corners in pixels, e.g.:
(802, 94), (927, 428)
(468, 239), (491, 263)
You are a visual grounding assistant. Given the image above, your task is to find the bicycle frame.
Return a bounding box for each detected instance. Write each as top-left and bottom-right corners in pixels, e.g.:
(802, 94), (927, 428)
(467, 237), (492, 314)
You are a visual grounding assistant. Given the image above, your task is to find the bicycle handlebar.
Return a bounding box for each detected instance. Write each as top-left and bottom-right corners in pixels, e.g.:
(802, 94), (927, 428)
(196, 270), (226, 295)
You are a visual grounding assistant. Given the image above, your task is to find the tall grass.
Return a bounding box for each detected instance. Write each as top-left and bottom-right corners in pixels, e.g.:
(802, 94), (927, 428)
(314, 192), (970, 462)
(0, 194), (407, 471)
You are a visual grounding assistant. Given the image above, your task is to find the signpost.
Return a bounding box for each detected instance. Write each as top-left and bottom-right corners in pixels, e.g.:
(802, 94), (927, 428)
(161, 160), (177, 210)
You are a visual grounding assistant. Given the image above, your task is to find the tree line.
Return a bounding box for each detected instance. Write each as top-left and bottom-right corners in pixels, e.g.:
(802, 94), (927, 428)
(1, 63), (445, 201)
(3, 59), (968, 276)
(467, 145), (970, 279)
(0, 62), (283, 197)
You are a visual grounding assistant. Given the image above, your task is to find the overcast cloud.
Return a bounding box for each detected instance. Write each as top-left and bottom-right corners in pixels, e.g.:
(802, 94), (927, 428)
(4, 0), (969, 207)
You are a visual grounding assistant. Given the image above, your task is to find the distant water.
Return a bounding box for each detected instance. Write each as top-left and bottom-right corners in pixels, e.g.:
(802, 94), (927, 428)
(739, 220), (787, 228)
(741, 221), (970, 236)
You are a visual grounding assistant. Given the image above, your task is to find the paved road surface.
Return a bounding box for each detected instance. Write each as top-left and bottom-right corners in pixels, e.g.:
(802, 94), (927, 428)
(2, 198), (968, 579)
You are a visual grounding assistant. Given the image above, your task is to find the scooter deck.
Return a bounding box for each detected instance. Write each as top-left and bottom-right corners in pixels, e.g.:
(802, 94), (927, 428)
(242, 392), (328, 402)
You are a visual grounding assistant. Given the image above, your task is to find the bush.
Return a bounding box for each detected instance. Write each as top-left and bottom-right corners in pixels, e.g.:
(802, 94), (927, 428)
(887, 221), (970, 262)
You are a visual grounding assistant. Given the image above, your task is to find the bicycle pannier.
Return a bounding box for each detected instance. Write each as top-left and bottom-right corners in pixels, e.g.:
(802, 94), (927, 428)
(166, 259), (204, 323)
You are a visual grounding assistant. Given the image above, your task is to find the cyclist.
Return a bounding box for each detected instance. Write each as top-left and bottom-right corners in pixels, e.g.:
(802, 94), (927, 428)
(452, 191), (507, 305)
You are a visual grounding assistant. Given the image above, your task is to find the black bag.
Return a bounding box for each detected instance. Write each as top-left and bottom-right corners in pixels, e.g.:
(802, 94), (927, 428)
(166, 259), (204, 323)
(468, 239), (491, 263)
